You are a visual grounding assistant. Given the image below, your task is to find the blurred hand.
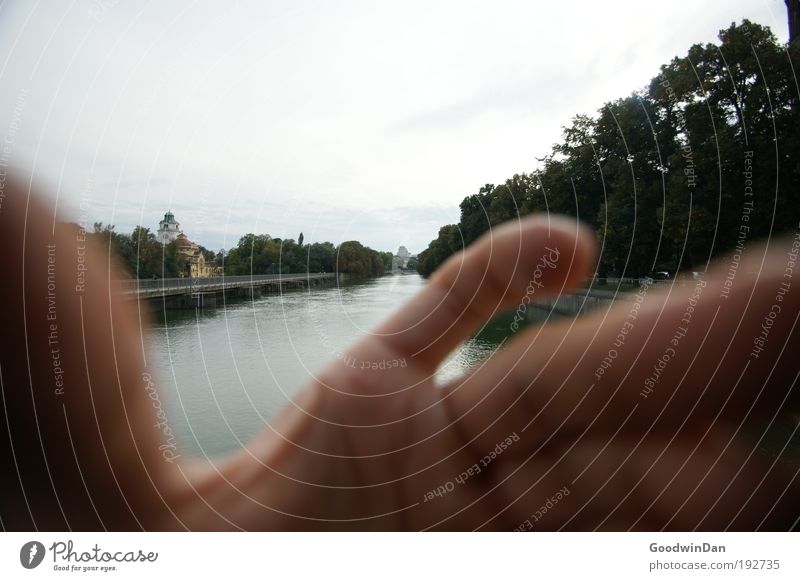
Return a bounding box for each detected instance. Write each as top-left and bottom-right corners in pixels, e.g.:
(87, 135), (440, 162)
(2, 180), (798, 530)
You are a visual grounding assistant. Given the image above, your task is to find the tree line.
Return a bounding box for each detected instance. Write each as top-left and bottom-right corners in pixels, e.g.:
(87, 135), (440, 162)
(222, 233), (392, 277)
(89, 223), (392, 278)
(417, 21), (800, 279)
(89, 223), (210, 279)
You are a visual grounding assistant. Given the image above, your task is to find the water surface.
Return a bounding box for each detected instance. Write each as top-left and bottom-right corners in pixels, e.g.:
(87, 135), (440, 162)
(145, 274), (555, 457)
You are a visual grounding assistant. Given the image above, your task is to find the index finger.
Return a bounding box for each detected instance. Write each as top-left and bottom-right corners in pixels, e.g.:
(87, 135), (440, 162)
(442, 236), (800, 449)
(359, 214), (597, 372)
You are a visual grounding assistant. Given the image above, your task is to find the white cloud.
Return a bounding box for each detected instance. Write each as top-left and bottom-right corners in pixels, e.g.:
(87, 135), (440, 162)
(0, 0), (788, 252)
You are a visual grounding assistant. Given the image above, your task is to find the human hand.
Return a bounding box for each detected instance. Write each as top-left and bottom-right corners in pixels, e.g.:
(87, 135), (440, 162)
(2, 180), (798, 530)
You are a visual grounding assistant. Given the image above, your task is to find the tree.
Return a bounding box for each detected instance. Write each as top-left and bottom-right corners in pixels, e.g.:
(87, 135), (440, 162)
(417, 224), (463, 277)
(416, 20), (800, 279)
(130, 226), (164, 278)
(380, 251), (394, 270)
(306, 242), (335, 273)
(220, 232), (385, 277)
(335, 241), (386, 277)
(90, 223), (135, 276)
(163, 240), (188, 277)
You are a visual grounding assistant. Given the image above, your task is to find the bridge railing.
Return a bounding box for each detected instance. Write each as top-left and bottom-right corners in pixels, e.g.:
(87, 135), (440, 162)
(117, 273), (333, 293)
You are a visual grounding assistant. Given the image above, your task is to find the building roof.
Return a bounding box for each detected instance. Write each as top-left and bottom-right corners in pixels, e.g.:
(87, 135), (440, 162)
(162, 211), (178, 224)
(176, 232), (195, 247)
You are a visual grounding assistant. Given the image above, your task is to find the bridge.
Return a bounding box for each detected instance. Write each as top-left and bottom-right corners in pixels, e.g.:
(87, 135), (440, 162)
(119, 273), (340, 309)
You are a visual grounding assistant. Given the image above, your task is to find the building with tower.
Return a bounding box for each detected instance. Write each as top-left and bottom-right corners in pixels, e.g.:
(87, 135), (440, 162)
(155, 210), (221, 278)
(393, 246), (416, 270)
(176, 233), (221, 278)
(157, 211), (182, 244)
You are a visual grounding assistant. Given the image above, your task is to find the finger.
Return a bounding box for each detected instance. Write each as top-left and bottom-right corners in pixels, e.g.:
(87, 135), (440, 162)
(216, 214), (597, 517)
(354, 214), (597, 373)
(288, 215), (595, 438)
(279, 214), (594, 437)
(478, 428), (798, 531)
(442, 236), (800, 451)
(0, 178), (187, 530)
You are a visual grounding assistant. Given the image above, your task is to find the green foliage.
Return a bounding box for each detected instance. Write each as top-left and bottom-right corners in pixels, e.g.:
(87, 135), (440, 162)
(91, 222), (135, 276)
(306, 242), (336, 273)
(379, 251), (394, 270)
(334, 241), (386, 277)
(87, 223), (189, 278)
(89, 224), (386, 279)
(417, 20), (800, 278)
(221, 234), (386, 277)
(417, 224), (463, 277)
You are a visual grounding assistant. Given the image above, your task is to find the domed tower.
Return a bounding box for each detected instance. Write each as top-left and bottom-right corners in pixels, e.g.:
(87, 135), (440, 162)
(157, 210), (182, 244)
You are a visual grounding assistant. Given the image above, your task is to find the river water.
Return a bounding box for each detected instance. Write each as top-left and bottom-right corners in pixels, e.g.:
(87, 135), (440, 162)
(145, 274), (800, 464)
(145, 273), (553, 458)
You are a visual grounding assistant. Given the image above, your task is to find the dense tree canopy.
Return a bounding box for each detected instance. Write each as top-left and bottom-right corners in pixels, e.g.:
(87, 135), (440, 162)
(90, 223), (191, 279)
(222, 235), (386, 277)
(86, 224), (387, 279)
(417, 21), (800, 279)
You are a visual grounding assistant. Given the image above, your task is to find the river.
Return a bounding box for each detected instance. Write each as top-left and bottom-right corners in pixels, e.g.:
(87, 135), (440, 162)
(144, 273), (554, 458)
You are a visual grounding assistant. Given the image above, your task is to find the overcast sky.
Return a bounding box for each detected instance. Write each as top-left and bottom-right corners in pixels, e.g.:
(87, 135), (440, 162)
(0, 0), (789, 254)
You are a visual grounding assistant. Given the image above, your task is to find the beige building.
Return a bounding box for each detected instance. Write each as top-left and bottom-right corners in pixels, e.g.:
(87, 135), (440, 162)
(157, 210), (220, 278)
(176, 233), (221, 278)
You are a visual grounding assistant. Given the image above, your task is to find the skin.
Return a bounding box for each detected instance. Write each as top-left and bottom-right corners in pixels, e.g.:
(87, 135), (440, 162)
(1, 178), (798, 531)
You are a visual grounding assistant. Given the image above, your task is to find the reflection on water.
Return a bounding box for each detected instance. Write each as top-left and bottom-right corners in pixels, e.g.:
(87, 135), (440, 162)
(146, 274), (559, 457)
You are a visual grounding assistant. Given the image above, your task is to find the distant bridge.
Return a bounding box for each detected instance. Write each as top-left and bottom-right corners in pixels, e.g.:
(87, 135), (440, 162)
(119, 273), (339, 309)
